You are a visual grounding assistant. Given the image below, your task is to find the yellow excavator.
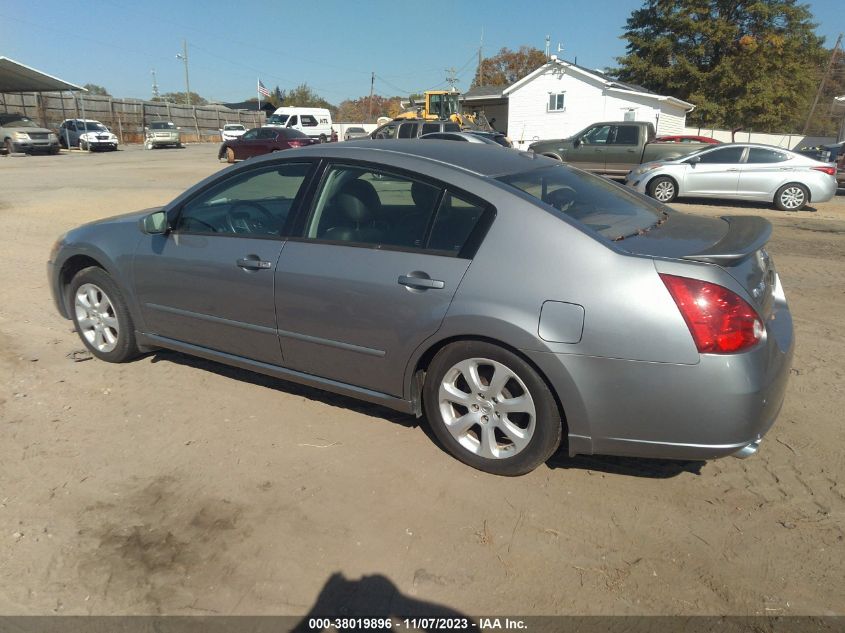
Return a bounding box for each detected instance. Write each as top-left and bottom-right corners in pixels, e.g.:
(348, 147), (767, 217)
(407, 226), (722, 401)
(395, 90), (491, 131)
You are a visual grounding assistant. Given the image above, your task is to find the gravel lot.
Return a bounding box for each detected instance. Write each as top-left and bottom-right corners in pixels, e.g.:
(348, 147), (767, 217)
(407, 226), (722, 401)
(1, 144), (843, 617)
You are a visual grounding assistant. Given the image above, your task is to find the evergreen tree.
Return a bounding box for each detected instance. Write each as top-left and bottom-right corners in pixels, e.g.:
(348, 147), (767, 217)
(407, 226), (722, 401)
(614, 0), (827, 132)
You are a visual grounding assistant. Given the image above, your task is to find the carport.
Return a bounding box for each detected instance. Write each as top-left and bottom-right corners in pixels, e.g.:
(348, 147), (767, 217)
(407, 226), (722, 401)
(0, 56), (86, 148)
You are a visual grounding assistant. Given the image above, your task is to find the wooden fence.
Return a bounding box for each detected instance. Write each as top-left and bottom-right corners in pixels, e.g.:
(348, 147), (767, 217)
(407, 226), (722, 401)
(0, 92), (265, 144)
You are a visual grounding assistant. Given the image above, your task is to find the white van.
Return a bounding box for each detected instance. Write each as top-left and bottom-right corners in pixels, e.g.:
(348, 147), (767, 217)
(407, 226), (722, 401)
(266, 107), (334, 143)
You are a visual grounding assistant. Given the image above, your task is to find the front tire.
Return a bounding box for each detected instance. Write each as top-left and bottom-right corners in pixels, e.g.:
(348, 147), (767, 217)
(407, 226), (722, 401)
(423, 341), (562, 476)
(775, 183), (808, 211)
(68, 267), (139, 363)
(226, 147), (236, 163)
(79, 140), (89, 152)
(647, 175), (678, 203)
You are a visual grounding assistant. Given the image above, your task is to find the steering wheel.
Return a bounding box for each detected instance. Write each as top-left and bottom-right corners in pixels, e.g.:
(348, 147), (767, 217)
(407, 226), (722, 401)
(225, 200), (277, 234)
(545, 186), (578, 213)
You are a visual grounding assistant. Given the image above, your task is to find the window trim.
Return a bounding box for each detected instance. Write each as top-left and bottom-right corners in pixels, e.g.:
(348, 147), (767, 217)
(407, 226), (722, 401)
(547, 92), (566, 112)
(286, 159), (496, 259)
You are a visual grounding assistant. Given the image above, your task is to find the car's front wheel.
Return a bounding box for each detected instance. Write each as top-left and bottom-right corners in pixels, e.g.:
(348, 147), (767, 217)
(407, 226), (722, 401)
(226, 147), (236, 163)
(775, 183), (808, 211)
(69, 267), (139, 363)
(79, 140), (89, 152)
(423, 341), (562, 476)
(647, 175), (678, 202)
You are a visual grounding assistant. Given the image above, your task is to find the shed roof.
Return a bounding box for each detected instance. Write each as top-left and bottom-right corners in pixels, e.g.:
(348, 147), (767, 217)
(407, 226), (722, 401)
(0, 57), (84, 92)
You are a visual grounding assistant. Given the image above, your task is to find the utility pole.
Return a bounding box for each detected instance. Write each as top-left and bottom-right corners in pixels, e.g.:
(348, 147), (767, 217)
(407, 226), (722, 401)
(367, 71), (375, 122)
(477, 27), (484, 86)
(151, 68), (160, 100)
(446, 67), (458, 91)
(176, 39), (192, 106)
(803, 33), (842, 135)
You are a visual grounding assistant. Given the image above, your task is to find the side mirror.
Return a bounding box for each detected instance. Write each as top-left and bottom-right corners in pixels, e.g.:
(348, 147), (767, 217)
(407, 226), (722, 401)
(177, 126), (182, 130)
(687, 155), (701, 165)
(142, 210), (169, 235)
(573, 138), (582, 148)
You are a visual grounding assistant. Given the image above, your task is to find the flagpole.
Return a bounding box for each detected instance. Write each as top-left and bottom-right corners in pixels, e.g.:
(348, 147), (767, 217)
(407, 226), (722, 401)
(257, 77), (261, 113)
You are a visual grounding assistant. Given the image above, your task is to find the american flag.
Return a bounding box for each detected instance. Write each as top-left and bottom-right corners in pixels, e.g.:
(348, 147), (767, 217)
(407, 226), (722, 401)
(258, 80), (271, 98)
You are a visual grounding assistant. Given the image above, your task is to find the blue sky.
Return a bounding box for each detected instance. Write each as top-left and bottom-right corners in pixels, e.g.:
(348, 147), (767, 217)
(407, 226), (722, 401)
(2, 0), (842, 104)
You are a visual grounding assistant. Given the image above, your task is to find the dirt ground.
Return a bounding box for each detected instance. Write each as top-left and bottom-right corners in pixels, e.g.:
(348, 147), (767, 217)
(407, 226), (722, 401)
(0, 145), (843, 617)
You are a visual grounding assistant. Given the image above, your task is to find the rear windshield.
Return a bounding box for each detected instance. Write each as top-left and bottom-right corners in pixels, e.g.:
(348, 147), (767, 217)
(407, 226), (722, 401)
(497, 165), (663, 239)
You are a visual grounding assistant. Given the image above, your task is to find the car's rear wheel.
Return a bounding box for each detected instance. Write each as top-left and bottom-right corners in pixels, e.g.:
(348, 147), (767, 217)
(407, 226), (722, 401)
(775, 183), (808, 211)
(423, 341), (562, 476)
(69, 267), (139, 363)
(3, 139), (12, 155)
(647, 176), (678, 203)
(226, 147), (236, 163)
(319, 134), (327, 143)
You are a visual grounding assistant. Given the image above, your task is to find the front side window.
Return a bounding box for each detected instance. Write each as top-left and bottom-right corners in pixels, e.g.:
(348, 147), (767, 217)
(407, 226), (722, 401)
(548, 93), (565, 111)
(288, 116), (299, 127)
(373, 123), (397, 139)
(421, 123), (441, 135)
(175, 163), (312, 237)
(581, 125), (612, 144)
(695, 146), (745, 164)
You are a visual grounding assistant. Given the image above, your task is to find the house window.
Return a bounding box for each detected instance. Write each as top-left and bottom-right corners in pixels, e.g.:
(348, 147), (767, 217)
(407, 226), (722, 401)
(548, 93), (565, 112)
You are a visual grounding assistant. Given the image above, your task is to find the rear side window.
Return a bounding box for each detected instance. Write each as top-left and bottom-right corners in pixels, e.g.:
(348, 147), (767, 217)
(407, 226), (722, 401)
(612, 125), (639, 145)
(696, 146), (745, 164)
(300, 115), (318, 127)
(422, 123), (441, 135)
(498, 165), (662, 239)
(444, 123), (461, 132)
(398, 123), (418, 139)
(746, 148), (788, 163)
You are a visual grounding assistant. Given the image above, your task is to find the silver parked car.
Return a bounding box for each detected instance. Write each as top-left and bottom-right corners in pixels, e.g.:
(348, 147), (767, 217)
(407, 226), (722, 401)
(48, 141), (793, 475)
(626, 143), (837, 210)
(0, 113), (60, 155)
(144, 121), (182, 149)
(343, 126), (369, 141)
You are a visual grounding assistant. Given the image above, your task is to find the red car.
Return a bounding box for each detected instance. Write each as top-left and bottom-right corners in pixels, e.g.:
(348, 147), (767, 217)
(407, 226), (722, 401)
(218, 127), (317, 162)
(654, 134), (721, 144)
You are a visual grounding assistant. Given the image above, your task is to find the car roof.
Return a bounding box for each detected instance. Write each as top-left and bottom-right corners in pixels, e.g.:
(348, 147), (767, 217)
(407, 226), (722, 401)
(270, 139), (545, 177)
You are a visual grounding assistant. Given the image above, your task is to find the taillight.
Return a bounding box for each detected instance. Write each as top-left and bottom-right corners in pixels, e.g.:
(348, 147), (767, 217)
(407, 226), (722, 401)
(288, 140), (305, 148)
(659, 274), (763, 354)
(811, 166), (836, 176)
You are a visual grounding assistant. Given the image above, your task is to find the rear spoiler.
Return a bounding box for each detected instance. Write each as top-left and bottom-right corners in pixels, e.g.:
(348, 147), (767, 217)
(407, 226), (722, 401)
(682, 216), (772, 264)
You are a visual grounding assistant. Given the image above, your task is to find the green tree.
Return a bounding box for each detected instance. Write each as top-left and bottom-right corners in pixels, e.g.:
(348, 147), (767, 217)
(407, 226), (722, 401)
(614, 0), (828, 132)
(471, 46), (547, 87)
(336, 94), (404, 122)
(157, 91), (208, 106)
(282, 83), (336, 116)
(83, 84), (110, 96)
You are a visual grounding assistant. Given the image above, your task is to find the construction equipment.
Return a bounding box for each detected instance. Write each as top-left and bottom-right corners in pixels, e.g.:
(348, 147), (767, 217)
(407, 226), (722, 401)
(396, 90), (491, 131)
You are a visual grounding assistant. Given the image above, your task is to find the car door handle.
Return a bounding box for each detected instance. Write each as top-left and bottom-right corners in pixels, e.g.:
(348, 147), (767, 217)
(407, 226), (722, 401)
(398, 275), (445, 290)
(726, 168), (740, 172)
(237, 257), (272, 270)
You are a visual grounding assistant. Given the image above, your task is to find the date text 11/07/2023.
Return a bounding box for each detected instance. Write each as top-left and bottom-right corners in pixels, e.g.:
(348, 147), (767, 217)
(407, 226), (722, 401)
(306, 617), (528, 630)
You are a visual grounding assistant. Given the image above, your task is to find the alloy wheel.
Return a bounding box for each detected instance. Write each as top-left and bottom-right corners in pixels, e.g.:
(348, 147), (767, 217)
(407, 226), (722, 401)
(653, 180), (676, 202)
(74, 283), (119, 352)
(438, 358), (536, 459)
(780, 186), (806, 210)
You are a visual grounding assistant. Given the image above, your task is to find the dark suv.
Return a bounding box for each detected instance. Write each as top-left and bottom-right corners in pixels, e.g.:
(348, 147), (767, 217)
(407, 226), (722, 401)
(370, 119), (461, 140)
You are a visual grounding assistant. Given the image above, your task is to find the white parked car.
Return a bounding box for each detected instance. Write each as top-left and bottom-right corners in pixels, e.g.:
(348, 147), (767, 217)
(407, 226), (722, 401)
(625, 143), (837, 211)
(220, 123), (247, 142)
(58, 119), (118, 151)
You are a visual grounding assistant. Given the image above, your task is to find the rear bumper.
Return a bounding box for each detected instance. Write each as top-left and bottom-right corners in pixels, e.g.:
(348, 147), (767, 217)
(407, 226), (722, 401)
(525, 294), (794, 461)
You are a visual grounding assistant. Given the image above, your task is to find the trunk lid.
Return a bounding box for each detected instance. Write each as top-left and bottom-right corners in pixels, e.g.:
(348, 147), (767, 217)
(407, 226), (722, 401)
(620, 214), (776, 317)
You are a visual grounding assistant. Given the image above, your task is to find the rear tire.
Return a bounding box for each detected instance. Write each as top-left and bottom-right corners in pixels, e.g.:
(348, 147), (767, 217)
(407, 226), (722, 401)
(647, 176), (678, 203)
(3, 139), (12, 155)
(774, 183), (808, 211)
(68, 267), (139, 363)
(319, 134), (327, 143)
(423, 341), (562, 476)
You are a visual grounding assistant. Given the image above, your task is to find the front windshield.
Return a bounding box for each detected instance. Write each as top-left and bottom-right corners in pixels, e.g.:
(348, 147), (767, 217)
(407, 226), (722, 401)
(78, 122), (107, 132)
(497, 165), (664, 239)
(150, 121), (175, 129)
(1, 117), (38, 128)
(224, 124), (244, 131)
(267, 115), (289, 125)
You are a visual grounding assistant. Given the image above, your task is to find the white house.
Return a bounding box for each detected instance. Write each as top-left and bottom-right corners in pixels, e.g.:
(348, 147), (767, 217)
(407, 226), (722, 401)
(462, 56), (695, 149)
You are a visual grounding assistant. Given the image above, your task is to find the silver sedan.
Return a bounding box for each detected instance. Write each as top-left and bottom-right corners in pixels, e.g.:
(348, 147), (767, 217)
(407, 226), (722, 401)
(48, 141), (794, 475)
(625, 143), (838, 210)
